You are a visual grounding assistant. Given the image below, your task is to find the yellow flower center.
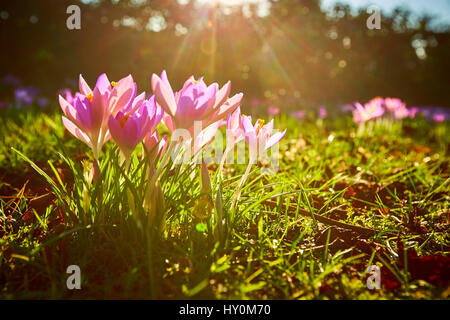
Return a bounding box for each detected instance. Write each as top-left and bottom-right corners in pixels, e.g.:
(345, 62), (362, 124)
(256, 119), (265, 135)
(120, 114), (131, 127)
(85, 93), (93, 103)
(111, 81), (117, 87)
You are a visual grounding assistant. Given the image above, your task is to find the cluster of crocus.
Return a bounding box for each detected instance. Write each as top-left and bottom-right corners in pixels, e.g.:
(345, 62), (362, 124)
(352, 97), (414, 123)
(60, 71), (286, 218)
(1, 75), (49, 108)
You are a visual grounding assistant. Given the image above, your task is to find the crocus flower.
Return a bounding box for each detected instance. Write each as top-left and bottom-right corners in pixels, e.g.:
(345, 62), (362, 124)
(144, 130), (168, 164)
(37, 97), (49, 107)
(291, 110), (305, 121)
(109, 96), (162, 159)
(151, 71), (243, 135)
(226, 106), (244, 147)
(393, 105), (410, 120)
(241, 116), (286, 159)
(385, 98), (405, 112)
(59, 73), (138, 158)
(268, 106), (280, 116)
(319, 107), (327, 119)
(352, 101), (385, 123)
(250, 98), (260, 107)
(408, 107), (420, 118)
(433, 113), (445, 123)
(2, 75), (21, 87)
(15, 87), (34, 107)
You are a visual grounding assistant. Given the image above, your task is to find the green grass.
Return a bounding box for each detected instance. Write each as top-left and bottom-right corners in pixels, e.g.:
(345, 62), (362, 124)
(1, 107), (449, 299)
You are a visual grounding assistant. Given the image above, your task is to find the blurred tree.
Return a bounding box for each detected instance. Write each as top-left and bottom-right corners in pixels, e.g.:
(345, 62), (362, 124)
(0, 0), (448, 109)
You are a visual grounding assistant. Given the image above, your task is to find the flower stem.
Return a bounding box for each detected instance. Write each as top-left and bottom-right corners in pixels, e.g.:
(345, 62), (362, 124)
(230, 157), (254, 210)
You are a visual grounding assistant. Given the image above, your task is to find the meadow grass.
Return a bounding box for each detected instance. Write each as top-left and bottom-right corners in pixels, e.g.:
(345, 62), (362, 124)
(0, 107), (449, 299)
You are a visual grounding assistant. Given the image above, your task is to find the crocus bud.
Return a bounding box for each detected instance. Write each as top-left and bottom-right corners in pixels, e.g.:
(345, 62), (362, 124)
(201, 161), (212, 196)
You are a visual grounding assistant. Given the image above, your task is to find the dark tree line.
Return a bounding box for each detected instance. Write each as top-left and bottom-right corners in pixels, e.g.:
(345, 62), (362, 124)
(0, 0), (449, 110)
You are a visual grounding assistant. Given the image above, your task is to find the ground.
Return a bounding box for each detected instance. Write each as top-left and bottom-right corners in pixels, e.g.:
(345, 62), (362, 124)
(0, 107), (449, 299)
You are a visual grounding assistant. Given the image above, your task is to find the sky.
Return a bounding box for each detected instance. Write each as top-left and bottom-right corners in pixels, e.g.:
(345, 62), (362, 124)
(320, 0), (450, 28)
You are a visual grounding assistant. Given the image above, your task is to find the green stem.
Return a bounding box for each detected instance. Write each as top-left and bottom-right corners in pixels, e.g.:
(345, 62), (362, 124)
(230, 157), (254, 210)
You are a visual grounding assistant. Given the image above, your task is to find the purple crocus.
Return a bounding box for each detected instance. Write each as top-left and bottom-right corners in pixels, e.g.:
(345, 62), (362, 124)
(352, 101), (385, 123)
(108, 96), (162, 159)
(268, 106), (280, 116)
(291, 110), (305, 121)
(226, 106), (244, 148)
(241, 116), (286, 159)
(433, 113), (445, 123)
(408, 107), (420, 118)
(144, 130), (168, 164)
(151, 71), (243, 135)
(384, 98), (405, 112)
(319, 107), (327, 119)
(59, 73), (138, 158)
(14, 87), (34, 107)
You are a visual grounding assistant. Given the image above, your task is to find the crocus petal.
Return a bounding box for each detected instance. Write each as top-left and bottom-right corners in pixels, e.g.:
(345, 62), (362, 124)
(162, 113), (175, 133)
(152, 73), (177, 117)
(194, 121), (220, 154)
(108, 113), (138, 155)
(79, 75), (92, 96)
(126, 92), (146, 115)
(95, 73), (111, 95)
(109, 75), (136, 116)
(204, 93), (243, 127)
(59, 95), (79, 126)
(264, 129), (286, 150)
(90, 87), (107, 132)
(62, 116), (92, 148)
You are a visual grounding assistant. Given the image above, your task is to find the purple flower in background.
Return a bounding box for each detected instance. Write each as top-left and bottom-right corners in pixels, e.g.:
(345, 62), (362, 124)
(432, 113), (445, 123)
(291, 110), (305, 121)
(268, 106), (280, 116)
(0, 101), (7, 109)
(250, 98), (260, 107)
(319, 107), (327, 119)
(14, 87), (34, 107)
(2, 74), (21, 87)
(408, 107), (420, 118)
(37, 97), (49, 107)
(393, 105), (410, 120)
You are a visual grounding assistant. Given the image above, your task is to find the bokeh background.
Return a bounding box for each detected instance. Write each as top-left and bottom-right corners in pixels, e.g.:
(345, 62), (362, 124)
(1, 0), (449, 113)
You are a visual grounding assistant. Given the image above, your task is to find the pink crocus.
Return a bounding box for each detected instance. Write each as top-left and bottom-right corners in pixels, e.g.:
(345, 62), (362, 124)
(384, 98), (405, 112)
(352, 101), (385, 123)
(268, 106), (280, 116)
(393, 105), (410, 120)
(226, 106), (244, 147)
(144, 130), (168, 164)
(108, 96), (162, 159)
(59, 73), (138, 158)
(291, 110), (305, 121)
(319, 107), (327, 119)
(151, 71), (243, 135)
(433, 113), (445, 123)
(241, 116), (286, 159)
(409, 107), (420, 118)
